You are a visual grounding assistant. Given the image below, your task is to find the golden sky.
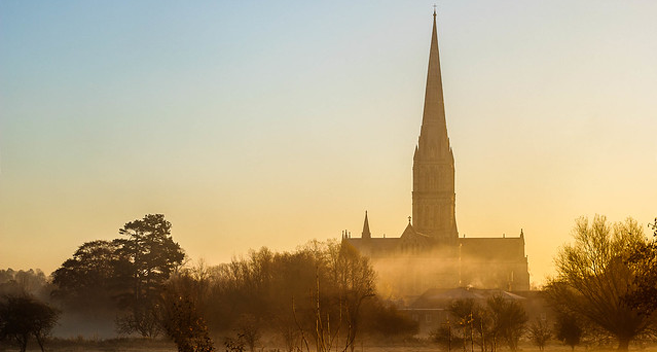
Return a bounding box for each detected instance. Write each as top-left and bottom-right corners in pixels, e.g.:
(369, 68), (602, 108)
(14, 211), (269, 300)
(1, 1), (656, 285)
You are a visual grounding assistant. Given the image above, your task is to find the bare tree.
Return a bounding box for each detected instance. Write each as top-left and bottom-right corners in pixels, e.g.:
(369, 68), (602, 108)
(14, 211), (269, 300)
(546, 215), (653, 350)
(528, 318), (551, 351)
(486, 295), (527, 352)
(334, 242), (376, 352)
(446, 298), (489, 352)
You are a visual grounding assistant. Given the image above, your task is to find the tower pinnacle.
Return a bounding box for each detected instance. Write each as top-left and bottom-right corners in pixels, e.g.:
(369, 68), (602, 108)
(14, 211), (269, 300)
(362, 211), (371, 239)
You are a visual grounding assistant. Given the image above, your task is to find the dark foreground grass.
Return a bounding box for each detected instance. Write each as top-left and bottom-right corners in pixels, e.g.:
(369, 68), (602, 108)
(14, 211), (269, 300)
(4, 338), (657, 352)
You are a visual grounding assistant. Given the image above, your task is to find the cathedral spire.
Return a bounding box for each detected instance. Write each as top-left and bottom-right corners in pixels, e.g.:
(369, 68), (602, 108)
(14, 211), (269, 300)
(419, 9), (448, 146)
(362, 211), (371, 239)
(412, 11), (457, 243)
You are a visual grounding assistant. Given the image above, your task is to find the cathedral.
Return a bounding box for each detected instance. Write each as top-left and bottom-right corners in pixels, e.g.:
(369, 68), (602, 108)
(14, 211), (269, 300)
(344, 12), (530, 298)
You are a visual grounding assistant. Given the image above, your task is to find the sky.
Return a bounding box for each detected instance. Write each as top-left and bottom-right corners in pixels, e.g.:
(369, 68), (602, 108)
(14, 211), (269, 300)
(1, 0), (656, 286)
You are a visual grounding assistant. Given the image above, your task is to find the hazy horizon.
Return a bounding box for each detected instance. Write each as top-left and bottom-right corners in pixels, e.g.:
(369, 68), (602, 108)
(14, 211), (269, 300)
(1, 1), (656, 286)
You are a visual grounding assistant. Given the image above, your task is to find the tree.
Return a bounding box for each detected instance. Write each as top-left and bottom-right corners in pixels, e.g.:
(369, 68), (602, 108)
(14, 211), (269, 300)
(115, 214), (185, 338)
(162, 296), (215, 352)
(360, 299), (418, 339)
(234, 314), (261, 352)
(486, 295), (527, 352)
(624, 217), (657, 316)
(528, 318), (551, 351)
(445, 298), (489, 352)
(50, 215), (185, 337)
(333, 242), (376, 352)
(554, 312), (583, 351)
(546, 215), (653, 350)
(161, 271), (215, 352)
(0, 294), (60, 352)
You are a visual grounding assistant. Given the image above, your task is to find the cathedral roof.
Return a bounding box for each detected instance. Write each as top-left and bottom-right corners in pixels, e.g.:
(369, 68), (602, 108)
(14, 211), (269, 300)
(399, 222), (432, 246)
(459, 236), (526, 260)
(344, 237), (401, 257)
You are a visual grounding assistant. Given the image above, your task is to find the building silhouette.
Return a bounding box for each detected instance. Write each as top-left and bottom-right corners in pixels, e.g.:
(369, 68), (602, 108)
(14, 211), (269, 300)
(344, 12), (530, 298)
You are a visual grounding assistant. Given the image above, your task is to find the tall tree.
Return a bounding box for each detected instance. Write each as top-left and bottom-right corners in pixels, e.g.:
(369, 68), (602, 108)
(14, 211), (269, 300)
(115, 214), (185, 337)
(546, 215), (654, 350)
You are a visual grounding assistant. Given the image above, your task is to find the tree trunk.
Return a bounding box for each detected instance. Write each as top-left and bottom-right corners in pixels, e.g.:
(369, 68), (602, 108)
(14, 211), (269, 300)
(18, 333), (28, 352)
(35, 333), (46, 352)
(617, 336), (630, 351)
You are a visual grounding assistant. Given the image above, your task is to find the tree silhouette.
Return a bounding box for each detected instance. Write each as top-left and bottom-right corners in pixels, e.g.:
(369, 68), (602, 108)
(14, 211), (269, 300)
(486, 295), (527, 352)
(554, 312), (582, 351)
(51, 240), (123, 310)
(114, 214), (185, 337)
(623, 217), (657, 317)
(446, 298), (489, 351)
(546, 215), (651, 350)
(161, 283), (215, 352)
(0, 294), (59, 352)
(528, 318), (551, 351)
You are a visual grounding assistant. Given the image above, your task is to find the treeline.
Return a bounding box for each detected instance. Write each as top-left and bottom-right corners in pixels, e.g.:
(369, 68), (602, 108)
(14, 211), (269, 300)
(0, 269), (59, 352)
(0, 268), (48, 297)
(169, 242), (417, 351)
(1, 214), (416, 352)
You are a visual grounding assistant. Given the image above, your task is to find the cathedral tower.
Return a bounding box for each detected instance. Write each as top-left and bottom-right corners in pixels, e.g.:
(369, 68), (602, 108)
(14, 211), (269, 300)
(412, 11), (458, 243)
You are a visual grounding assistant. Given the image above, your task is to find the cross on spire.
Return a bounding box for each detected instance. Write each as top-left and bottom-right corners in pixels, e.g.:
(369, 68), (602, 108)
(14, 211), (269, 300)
(433, 4), (437, 17)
